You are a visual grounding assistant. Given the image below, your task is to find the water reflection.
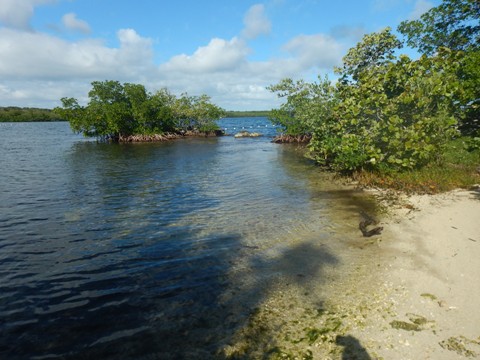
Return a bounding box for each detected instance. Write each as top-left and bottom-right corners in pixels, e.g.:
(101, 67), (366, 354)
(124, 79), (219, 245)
(0, 121), (381, 359)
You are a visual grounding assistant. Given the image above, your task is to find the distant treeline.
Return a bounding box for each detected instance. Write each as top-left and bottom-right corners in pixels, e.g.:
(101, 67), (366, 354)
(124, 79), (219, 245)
(0, 107), (64, 122)
(224, 110), (271, 118)
(0, 107), (270, 122)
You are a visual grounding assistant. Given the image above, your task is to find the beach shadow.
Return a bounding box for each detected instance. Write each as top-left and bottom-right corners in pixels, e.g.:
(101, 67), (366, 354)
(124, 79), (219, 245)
(336, 335), (372, 360)
(0, 230), (244, 360)
(9, 222), (340, 360)
(70, 236), (339, 359)
(212, 242), (339, 358)
(3, 141), (373, 359)
(471, 186), (480, 201)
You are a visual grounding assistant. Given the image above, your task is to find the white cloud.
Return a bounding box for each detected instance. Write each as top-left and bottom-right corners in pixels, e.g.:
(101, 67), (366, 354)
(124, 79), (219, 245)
(117, 28), (154, 74)
(161, 37), (250, 73)
(154, 32), (344, 110)
(283, 34), (343, 70)
(241, 4), (271, 39)
(0, 26), (344, 109)
(62, 13), (91, 34)
(0, 27), (154, 80)
(0, 0), (56, 30)
(0, 83), (28, 101)
(0, 80), (89, 105)
(408, 0), (434, 20)
(152, 68), (282, 111)
(0, 2), (348, 110)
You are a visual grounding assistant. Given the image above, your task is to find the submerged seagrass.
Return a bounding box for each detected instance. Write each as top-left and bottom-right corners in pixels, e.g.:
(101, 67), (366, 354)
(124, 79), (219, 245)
(0, 119), (381, 359)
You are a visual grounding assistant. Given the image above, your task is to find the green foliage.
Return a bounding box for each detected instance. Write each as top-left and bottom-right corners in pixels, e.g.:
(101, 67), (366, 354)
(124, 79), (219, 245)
(353, 138), (480, 193)
(270, 28), (462, 172)
(172, 93), (225, 132)
(267, 79), (311, 136)
(398, 0), (479, 55)
(269, 1), (479, 174)
(398, 0), (479, 135)
(0, 107), (63, 122)
(464, 136), (480, 151)
(267, 76), (338, 137)
(456, 50), (480, 134)
(335, 27), (402, 83)
(54, 80), (225, 140)
(348, 50), (459, 170)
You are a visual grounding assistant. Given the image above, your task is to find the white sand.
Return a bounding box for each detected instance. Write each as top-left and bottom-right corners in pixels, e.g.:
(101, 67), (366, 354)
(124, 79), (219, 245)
(357, 187), (480, 359)
(219, 187), (480, 359)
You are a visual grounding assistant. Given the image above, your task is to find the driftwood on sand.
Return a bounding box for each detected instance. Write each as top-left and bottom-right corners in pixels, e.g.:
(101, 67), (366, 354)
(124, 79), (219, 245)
(359, 213), (383, 237)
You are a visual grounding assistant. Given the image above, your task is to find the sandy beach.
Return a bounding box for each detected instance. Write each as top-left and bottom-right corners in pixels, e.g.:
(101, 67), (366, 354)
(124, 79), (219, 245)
(353, 187), (480, 359)
(218, 186), (480, 359)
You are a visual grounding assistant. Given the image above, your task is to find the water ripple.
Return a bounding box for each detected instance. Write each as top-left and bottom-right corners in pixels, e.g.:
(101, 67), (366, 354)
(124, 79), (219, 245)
(0, 120), (377, 359)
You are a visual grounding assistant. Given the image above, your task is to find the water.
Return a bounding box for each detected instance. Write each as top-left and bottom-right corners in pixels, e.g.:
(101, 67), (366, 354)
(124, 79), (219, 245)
(0, 118), (378, 359)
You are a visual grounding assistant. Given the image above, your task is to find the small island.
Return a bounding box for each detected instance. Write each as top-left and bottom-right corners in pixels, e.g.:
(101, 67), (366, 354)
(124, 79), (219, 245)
(54, 80), (226, 142)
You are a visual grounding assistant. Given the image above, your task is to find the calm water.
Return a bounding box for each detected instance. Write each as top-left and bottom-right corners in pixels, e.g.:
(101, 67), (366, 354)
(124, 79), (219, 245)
(0, 119), (376, 359)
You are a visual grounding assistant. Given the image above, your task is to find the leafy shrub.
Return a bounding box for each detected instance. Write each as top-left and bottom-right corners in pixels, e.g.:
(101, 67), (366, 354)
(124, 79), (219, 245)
(54, 80), (225, 140)
(464, 137), (480, 151)
(270, 30), (461, 172)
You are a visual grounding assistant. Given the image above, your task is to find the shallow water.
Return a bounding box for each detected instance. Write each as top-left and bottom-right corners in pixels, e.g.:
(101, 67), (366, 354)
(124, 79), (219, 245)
(0, 118), (378, 359)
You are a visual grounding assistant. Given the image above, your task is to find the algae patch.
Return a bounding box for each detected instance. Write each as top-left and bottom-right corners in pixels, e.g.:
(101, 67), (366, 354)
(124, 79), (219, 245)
(298, 317), (343, 345)
(390, 320), (422, 332)
(390, 313), (434, 332)
(420, 293), (437, 301)
(439, 336), (480, 357)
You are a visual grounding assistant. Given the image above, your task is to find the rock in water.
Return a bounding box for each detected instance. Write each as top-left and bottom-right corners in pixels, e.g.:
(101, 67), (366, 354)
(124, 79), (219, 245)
(234, 131), (262, 138)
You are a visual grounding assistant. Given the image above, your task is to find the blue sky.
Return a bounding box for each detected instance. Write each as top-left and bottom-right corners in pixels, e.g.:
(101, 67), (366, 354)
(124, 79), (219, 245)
(0, 0), (439, 110)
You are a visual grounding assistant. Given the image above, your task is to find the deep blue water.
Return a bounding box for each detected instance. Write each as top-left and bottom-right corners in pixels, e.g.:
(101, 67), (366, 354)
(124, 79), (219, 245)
(0, 118), (374, 359)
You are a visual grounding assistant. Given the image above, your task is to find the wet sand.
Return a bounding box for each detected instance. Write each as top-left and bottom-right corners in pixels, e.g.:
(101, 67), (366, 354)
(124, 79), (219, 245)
(217, 187), (480, 359)
(351, 187), (480, 359)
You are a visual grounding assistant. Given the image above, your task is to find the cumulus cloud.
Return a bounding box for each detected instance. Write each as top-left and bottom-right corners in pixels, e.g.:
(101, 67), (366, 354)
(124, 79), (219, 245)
(117, 28), (154, 72)
(408, 0), (434, 20)
(0, 27), (154, 80)
(0, 83), (28, 101)
(0, 1), (348, 110)
(0, 80), (87, 105)
(154, 32), (344, 110)
(0, 0), (56, 30)
(152, 67), (282, 111)
(62, 13), (91, 34)
(241, 4), (271, 39)
(161, 37), (250, 73)
(283, 33), (343, 70)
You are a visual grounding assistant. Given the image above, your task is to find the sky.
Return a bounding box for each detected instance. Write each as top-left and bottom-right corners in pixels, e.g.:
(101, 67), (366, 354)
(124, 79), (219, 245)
(0, 0), (440, 110)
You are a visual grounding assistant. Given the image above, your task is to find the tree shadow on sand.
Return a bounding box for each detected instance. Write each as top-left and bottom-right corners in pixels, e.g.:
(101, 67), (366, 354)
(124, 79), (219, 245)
(214, 241), (341, 359)
(336, 335), (372, 360)
(471, 186), (480, 201)
(69, 236), (340, 360)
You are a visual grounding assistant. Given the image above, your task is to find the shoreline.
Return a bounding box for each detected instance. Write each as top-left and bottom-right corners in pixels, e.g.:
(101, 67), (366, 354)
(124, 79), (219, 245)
(117, 130), (226, 142)
(217, 186), (480, 359)
(354, 186), (480, 359)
